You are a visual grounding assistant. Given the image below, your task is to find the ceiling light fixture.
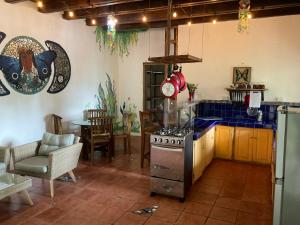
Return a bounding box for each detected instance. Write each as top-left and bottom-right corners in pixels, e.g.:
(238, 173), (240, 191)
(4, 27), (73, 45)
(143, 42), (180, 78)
(37, 1), (43, 8)
(173, 11), (177, 18)
(68, 11), (74, 18)
(247, 13), (252, 19)
(91, 19), (97, 25)
(142, 15), (147, 22)
(212, 19), (217, 24)
(187, 21), (192, 26)
(107, 15), (117, 31)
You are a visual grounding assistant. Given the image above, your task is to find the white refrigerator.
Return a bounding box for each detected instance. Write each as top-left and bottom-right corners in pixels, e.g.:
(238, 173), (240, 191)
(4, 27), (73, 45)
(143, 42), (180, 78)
(273, 106), (300, 225)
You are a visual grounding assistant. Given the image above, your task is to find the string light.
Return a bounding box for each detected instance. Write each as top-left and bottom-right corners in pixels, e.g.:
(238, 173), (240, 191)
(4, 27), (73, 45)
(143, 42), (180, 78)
(187, 21), (192, 26)
(142, 15), (147, 22)
(37, 1), (43, 8)
(68, 11), (74, 18)
(91, 19), (96, 25)
(212, 19), (217, 24)
(173, 11), (177, 18)
(247, 13), (252, 19)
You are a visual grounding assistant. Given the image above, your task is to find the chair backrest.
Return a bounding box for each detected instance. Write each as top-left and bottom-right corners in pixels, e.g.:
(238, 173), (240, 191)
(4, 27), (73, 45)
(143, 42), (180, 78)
(90, 117), (113, 137)
(52, 114), (63, 135)
(122, 113), (132, 135)
(139, 111), (151, 133)
(87, 109), (107, 119)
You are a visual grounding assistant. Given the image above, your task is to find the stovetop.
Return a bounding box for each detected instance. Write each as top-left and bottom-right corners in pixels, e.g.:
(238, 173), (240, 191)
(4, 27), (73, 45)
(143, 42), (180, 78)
(153, 127), (192, 137)
(151, 127), (193, 147)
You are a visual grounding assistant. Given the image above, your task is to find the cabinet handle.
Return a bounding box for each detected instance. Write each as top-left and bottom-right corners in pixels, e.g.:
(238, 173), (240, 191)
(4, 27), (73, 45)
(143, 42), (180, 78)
(163, 185), (173, 193)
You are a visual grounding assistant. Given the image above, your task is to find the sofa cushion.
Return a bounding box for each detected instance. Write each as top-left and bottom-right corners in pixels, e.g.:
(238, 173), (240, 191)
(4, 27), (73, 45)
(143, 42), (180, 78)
(15, 156), (49, 174)
(0, 162), (6, 173)
(38, 132), (75, 156)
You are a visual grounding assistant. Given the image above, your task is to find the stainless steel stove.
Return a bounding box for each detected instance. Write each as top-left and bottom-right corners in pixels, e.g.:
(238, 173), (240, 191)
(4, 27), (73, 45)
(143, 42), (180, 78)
(150, 127), (193, 201)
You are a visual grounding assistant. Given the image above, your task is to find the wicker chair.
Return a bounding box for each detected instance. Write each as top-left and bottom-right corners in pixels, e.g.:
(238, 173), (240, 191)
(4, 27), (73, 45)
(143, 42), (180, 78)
(0, 147), (10, 173)
(11, 133), (82, 198)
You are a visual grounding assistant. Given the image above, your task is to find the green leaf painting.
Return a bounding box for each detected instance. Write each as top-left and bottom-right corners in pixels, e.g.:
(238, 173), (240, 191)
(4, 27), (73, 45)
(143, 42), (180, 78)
(95, 73), (140, 133)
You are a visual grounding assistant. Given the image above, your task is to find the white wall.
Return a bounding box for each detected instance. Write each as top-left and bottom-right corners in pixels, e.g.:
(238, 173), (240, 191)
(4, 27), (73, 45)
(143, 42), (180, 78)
(116, 29), (165, 113)
(177, 15), (300, 103)
(0, 1), (117, 146)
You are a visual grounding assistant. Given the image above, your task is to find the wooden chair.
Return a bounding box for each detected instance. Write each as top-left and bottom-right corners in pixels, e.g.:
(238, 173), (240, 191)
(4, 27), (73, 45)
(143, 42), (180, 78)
(86, 116), (114, 162)
(139, 111), (160, 168)
(52, 114), (63, 135)
(87, 109), (107, 119)
(114, 113), (132, 154)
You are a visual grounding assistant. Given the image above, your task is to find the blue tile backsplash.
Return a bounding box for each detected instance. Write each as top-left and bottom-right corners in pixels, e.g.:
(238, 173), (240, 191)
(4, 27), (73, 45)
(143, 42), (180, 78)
(196, 102), (278, 124)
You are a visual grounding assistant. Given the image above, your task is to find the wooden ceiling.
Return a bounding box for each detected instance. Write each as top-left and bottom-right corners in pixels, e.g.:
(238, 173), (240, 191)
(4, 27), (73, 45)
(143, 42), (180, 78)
(5, 0), (300, 29)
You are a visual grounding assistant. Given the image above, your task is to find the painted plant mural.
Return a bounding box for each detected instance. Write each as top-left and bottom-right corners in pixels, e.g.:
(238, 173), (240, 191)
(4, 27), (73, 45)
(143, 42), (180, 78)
(94, 73), (140, 133)
(0, 32), (71, 96)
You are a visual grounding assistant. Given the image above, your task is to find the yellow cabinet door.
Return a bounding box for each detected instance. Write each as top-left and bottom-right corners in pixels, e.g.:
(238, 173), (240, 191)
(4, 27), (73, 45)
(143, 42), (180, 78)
(234, 127), (254, 162)
(252, 128), (273, 164)
(193, 138), (204, 183)
(205, 128), (215, 167)
(215, 126), (234, 159)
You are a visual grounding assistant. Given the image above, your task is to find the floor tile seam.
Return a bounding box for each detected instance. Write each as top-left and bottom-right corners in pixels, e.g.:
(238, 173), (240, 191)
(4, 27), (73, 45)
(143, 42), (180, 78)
(208, 205), (239, 224)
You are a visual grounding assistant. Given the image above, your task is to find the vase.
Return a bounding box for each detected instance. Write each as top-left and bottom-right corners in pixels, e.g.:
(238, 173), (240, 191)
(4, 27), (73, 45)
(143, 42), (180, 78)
(188, 92), (195, 101)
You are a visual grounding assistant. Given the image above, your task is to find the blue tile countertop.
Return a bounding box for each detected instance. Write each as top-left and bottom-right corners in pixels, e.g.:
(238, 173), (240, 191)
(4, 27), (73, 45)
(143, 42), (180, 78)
(193, 117), (277, 140)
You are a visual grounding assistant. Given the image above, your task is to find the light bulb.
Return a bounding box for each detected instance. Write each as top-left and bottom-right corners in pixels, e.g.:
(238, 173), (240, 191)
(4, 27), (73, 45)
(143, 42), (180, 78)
(212, 19), (217, 24)
(91, 19), (96, 25)
(37, 1), (43, 8)
(247, 13), (252, 19)
(173, 11), (177, 18)
(142, 16), (147, 22)
(188, 21), (192, 26)
(68, 11), (74, 18)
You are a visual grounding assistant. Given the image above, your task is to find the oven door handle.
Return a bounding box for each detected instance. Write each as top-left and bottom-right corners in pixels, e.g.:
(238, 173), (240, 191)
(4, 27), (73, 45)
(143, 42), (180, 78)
(152, 145), (183, 152)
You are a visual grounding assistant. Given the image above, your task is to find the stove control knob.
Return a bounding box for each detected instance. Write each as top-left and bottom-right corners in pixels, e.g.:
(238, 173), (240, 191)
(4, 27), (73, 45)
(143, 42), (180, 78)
(154, 137), (158, 142)
(177, 140), (182, 145)
(165, 139), (169, 144)
(159, 138), (163, 143)
(171, 139), (176, 144)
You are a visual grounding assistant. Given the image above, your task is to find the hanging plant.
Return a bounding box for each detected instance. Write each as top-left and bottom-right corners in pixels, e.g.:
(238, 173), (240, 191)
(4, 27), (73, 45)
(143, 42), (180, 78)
(238, 0), (251, 33)
(95, 26), (147, 57)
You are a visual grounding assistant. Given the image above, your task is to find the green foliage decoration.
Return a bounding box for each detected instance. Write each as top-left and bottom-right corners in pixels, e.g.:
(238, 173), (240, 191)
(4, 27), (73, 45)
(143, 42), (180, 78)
(95, 26), (147, 57)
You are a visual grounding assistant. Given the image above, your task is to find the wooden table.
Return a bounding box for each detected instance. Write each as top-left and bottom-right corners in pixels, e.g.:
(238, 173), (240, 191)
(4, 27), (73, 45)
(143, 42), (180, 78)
(0, 173), (33, 206)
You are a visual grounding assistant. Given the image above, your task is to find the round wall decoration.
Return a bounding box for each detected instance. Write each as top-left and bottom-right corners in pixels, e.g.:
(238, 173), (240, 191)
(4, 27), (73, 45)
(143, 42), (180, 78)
(0, 36), (56, 95)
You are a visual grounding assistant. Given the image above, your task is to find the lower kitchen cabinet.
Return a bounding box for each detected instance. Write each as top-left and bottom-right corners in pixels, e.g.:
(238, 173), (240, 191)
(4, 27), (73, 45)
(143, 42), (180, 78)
(234, 127), (273, 164)
(193, 128), (215, 183)
(215, 125), (234, 159)
(252, 128), (273, 164)
(234, 127), (254, 162)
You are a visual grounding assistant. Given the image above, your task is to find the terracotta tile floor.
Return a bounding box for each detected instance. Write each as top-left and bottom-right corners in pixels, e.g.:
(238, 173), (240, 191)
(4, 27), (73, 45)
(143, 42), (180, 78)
(0, 146), (273, 225)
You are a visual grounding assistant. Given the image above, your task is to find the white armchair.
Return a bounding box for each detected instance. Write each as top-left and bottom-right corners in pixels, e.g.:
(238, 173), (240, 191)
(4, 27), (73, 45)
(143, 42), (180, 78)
(0, 147), (10, 173)
(11, 133), (82, 198)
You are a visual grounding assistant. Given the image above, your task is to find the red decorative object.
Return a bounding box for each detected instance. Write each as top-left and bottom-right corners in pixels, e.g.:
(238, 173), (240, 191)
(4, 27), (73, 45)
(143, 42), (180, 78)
(188, 92), (195, 101)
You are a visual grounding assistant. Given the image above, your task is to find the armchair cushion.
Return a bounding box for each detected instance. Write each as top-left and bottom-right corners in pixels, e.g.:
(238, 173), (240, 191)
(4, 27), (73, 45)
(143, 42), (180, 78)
(15, 156), (49, 174)
(38, 132), (75, 156)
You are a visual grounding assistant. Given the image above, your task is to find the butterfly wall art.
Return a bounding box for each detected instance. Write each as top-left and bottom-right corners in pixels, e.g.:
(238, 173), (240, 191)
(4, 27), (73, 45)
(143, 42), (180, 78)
(233, 67), (251, 84)
(0, 32), (71, 96)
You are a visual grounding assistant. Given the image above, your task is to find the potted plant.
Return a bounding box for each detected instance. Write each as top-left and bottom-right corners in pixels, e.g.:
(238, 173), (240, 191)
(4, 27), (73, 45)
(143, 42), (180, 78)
(187, 83), (198, 101)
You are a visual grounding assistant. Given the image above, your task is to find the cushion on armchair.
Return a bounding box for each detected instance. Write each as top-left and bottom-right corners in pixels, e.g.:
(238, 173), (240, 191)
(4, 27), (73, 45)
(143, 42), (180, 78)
(38, 132), (75, 156)
(15, 156), (49, 174)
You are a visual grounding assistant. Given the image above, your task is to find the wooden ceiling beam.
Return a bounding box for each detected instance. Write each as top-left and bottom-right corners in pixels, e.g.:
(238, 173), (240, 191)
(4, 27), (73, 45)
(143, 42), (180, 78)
(4, 0), (28, 3)
(85, 1), (300, 27)
(36, 0), (144, 13)
(86, 6), (300, 29)
(62, 0), (237, 20)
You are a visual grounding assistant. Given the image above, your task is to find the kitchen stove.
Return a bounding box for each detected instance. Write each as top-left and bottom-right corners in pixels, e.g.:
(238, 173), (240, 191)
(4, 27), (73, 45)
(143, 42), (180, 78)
(150, 127), (193, 201)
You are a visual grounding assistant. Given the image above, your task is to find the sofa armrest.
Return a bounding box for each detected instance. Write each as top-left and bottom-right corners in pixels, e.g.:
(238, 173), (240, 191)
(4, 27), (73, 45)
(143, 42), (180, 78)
(0, 147), (10, 171)
(12, 141), (40, 164)
(48, 143), (83, 179)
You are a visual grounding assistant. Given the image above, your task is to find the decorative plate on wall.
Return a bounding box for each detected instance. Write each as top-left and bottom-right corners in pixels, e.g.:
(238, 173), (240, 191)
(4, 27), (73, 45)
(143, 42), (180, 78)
(0, 33), (71, 96)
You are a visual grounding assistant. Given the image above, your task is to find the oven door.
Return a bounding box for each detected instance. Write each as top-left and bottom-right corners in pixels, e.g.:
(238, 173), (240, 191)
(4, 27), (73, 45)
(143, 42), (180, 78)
(151, 144), (184, 181)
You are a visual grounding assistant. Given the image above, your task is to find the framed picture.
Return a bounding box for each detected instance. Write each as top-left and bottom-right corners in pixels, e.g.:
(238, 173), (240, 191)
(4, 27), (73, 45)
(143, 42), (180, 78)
(233, 67), (251, 84)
